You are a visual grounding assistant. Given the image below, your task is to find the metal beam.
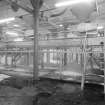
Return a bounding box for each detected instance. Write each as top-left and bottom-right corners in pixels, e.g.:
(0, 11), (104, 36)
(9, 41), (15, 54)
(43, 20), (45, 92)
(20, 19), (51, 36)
(5, 0), (33, 14)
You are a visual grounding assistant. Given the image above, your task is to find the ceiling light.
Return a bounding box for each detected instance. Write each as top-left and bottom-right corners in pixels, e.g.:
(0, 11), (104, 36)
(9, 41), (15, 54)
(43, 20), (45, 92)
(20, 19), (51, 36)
(6, 31), (18, 36)
(0, 17), (15, 24)
(59, 24), (63, 27)
(14, 24), (20, 27)
(97, 26), (103, 30)
(55, 0), (94, 7)
(14, 38), (23, 42)
(67, 27), (71, 30)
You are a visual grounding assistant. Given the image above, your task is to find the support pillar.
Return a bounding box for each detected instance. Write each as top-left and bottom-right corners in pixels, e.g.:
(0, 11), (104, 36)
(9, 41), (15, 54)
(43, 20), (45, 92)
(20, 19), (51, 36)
(31, 0), (40, 80)
(5, 47), (8, 66)
(26, 49), (30, 66)
(104, 28), (105, 94)
(81, 34), (87, 90)
(59, 49), (63, 79)
(5, 52), (8, 66)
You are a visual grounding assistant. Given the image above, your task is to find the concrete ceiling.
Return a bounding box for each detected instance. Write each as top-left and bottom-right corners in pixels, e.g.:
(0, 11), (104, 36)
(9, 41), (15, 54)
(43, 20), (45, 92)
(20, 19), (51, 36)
(0, 0), (105, 42)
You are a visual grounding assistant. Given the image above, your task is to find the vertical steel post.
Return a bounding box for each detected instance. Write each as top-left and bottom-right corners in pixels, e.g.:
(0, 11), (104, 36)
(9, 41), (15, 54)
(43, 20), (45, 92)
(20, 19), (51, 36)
(5, 52), (8, 66)
(47, 49), (49, 64)
(103, 28), (105, 94)
(29, 49), (31, 66)
(5, 45), (8, 66)
(26, 48), (30, 66)
(81, 33), (87, 90)
(59, 49), (63, 79)
(32, 0), (40, 80)
(11, 53), (14, 67)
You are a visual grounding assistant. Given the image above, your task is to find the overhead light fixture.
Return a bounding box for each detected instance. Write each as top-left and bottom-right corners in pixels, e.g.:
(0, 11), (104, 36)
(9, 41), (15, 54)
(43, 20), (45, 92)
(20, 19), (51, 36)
(14, 38), (23, 42)
(55, 0), (94, 7)
(67, 27), (71, 30)
(97, 26), (103, 30)
(59, 24), (63, 27)
(0, 17), (15, 24)
(6, 31), (18, 36)
(14, 24), (20, 27)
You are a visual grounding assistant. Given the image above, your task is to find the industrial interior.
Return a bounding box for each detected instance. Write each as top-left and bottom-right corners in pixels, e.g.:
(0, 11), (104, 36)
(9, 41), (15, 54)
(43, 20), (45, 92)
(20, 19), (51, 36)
(0, 0), (105, 105)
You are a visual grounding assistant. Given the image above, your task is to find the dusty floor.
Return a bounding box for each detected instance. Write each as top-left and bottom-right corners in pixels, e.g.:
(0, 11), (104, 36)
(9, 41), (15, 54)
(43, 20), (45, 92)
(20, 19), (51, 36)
(34, 79), (105, 105)
(0, 77), (104, 105)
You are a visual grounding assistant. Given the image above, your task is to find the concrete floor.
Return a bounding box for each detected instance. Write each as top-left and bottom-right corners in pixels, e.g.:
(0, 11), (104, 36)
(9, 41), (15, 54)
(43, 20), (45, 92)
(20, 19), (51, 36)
(0, 73), (104, 105)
